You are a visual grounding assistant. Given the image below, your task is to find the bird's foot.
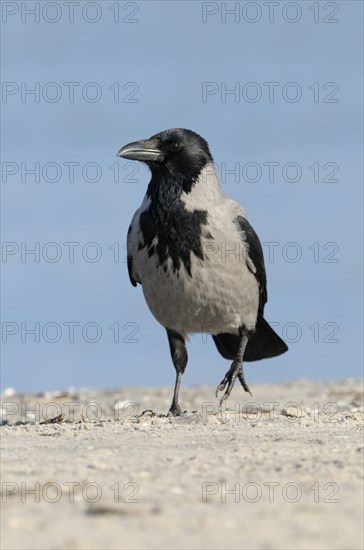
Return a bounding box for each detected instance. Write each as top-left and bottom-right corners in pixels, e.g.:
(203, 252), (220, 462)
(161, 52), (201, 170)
(215, 361), (241, 405)
(168, 403), (183, 417)
(216, 361), (252, 405)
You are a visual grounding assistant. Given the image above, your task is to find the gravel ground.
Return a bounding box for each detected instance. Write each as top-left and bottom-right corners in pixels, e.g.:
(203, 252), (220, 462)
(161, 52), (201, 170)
(1, 379), (363, 550)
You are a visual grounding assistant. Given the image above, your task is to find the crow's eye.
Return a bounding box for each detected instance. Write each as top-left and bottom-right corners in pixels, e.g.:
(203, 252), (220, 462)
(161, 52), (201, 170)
(169, 142), (181, 152)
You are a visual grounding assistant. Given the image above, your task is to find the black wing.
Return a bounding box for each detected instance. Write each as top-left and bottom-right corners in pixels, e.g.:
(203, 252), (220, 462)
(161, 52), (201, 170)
(234, 215), (267, 314)
(212, 216), (288, 361)
(127, 224), (137, 287)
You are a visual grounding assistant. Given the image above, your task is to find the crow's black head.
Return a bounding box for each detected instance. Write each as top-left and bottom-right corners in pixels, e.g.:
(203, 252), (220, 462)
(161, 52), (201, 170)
(117, 128), (213, 185)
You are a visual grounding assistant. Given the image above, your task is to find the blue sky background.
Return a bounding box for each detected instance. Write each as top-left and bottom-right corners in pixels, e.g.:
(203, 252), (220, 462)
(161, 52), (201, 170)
(1, 0), (363, 393)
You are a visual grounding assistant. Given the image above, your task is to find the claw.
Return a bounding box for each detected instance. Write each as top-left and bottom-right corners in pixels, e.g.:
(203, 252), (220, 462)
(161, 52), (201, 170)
(216, 361), (252, 404)
(238, 371), (253, 397)
(215, 374), (229, 398)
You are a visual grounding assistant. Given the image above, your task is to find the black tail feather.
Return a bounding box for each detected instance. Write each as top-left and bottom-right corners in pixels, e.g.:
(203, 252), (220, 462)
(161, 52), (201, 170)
(212, 315), (288, 362)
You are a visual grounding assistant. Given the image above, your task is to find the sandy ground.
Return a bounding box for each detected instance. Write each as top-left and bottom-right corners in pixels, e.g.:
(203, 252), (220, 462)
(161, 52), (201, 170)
(1, 379), (363, 550)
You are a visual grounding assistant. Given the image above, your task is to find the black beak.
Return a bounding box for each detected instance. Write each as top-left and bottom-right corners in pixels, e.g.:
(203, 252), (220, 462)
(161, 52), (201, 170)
(117, 138), (164, 162)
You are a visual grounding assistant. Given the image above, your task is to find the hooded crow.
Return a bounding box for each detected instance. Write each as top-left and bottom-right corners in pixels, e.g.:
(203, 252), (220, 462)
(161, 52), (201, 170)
(118, 128), (288, 415)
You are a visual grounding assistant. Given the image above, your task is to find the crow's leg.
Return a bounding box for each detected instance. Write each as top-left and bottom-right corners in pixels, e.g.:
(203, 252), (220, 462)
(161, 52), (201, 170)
(166, 329), (188, 416)
(216, 328), (252, 405)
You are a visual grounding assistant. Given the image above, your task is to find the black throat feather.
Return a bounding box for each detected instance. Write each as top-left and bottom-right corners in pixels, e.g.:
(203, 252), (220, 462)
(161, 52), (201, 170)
(138, 166), (210, 277)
